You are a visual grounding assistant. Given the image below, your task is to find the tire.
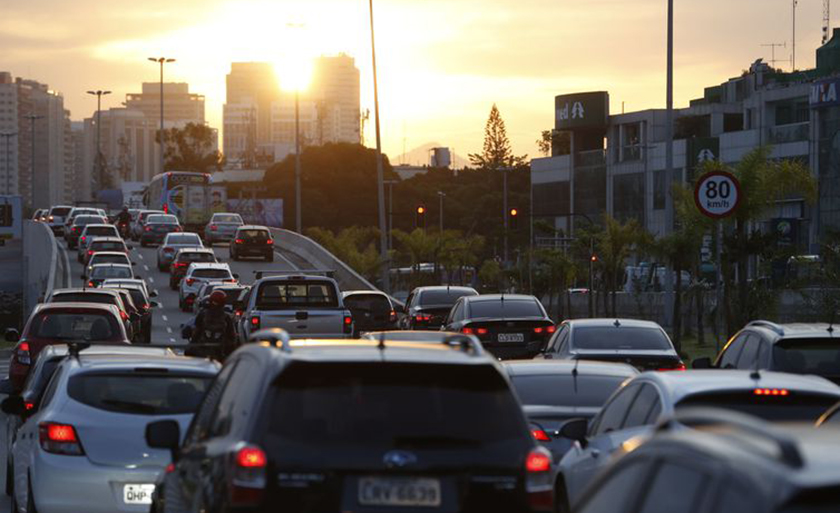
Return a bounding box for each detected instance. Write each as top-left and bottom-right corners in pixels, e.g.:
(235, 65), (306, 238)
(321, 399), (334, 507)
(555, 478), (571, 513)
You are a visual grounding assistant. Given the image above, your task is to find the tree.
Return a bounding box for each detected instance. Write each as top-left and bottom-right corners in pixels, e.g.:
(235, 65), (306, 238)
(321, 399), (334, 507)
(536, 130), (571, 157)
(306, 226), (385, 282)
(595, 214), (646, 317)
(156, 122), (224, 173)
(532, 249), (577, 320)
(469, 104), (528, 170)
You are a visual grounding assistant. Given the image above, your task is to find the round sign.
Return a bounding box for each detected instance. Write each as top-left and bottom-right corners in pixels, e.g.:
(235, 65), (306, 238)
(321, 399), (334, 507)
(694, 171), (741, 219)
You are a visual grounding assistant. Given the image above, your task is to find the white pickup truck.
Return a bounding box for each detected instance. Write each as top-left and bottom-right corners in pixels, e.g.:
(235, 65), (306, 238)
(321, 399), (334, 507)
(238, 270), (354, 341)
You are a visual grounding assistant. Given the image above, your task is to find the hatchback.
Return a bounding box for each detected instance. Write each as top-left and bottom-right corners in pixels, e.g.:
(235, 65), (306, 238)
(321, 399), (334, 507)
(401, 286), (479, 330)
(169, 248), (217, 289)
(229, 225), (274, 261)
(82, 237), (130, 265)
(65, 215), (108, 248)
(83, 252), (133, 280)
(204, 212), (244, 244)
(140, 214), (182, 247)
(87, 263), (134, 287)
(156, 232), (204, 271)
(178, 263), (237, 311)
(342, 290), (398, 336)
(76, 225), (121, 262)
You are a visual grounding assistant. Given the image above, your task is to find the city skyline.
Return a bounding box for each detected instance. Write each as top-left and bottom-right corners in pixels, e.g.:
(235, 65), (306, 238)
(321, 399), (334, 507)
(1, 0), (833, 161)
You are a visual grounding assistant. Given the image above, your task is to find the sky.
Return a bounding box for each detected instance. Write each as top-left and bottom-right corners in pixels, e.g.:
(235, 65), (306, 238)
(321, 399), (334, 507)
(0, 0), (831, 164)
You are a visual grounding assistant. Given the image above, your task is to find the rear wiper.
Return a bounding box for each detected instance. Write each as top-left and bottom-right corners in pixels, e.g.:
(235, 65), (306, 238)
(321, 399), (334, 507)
(393, 435), (481, 448)
(100, 399), (158, 414)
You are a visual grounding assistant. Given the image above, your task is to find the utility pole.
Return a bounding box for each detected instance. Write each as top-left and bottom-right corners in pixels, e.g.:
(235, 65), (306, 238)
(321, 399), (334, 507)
(147, 57), (175, 175)
(369, 0), (390, 292)
(792, 0), (799, 71)
(25, 114), (43, 209)
(0, 132), (16, 195)
(663, 0), (676, 329)
(295, 89), (302, 233)
(87, 90), (111, 193)
(437, 191), (446, 232)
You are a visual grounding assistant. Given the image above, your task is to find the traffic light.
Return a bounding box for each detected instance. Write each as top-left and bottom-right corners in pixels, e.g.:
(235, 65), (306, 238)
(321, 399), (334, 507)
(508, 207), (519, 230)
(590, 254), (598, 263)
(415, 204), (427, 228)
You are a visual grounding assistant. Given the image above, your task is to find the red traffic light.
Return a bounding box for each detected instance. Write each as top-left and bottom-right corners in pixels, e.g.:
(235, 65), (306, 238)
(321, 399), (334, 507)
(417, 206), (426, 214)
(509, 208), (519, 217)
(590, 254), (598, 262)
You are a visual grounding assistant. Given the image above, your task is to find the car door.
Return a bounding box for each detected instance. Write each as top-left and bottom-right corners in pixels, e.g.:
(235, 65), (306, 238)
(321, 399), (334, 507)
(574, 457), (655, 513)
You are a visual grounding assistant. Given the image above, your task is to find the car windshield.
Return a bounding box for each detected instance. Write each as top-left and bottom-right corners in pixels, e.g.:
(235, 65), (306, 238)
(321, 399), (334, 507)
(262, 362), (528, 450)
(68, 373), (213, 415)
(419, 289), (476, 306)
(91, 242), (125, 252)
(238, 229), (269, 240)
(167, 234), (201, 245)
(344, 294), (392, 314)
(91, 266), (132, 279)
(147, 215), (178, 224)
(50, 293), (117, 306)
(509, 374), (630, 407)
(256, 281), (338, 308)
(179, 253), (215, 263)
(773, 339), (840, 376)
(90, 255), (129, 265)
(85, 227), (117, 237)
(192, 269), (232, 279)
(676, 391), (840, 422)
(74, 216), (104, 225)
(50, 207), (71, 216)
(214, 214), (242, 223)
(572, 326), (673, 351)
(28, 312), (121, 341)
(468, 299), (542, 319)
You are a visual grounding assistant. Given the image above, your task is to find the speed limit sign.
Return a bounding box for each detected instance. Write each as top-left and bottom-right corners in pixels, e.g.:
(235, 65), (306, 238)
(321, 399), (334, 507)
(694, 171), (741, 219)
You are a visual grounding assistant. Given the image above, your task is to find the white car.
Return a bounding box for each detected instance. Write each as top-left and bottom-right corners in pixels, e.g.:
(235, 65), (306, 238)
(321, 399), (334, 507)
(76, 224), (121, 262)
(46, 205), (73, 234)
(101, 278), (154, 299)
(87, 263), (134, 287)
(178, 263), (237, 312)
(84, 252), (134, 280)
(156, 232), (203, 271)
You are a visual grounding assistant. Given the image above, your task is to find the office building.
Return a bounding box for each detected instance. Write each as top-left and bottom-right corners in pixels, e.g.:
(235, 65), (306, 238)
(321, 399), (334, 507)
(311, 54), (361, 145)
(124, 82), (205, 125)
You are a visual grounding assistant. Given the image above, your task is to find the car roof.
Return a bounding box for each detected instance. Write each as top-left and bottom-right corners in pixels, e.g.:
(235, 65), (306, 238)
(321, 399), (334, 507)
(62, 353), (220, 374)
(89, 251), (129, 258)
(90, 263), (131, 269)
(464, 294), (538, 303)
(33, 302), (120, 314)
(81, 224), (116, 229)
(51, 288), (120, 297)
(342, 290), (389, 298)
(360, 331), (476, 342)
(742, 321), (839, 341)
(237, 224), (269, 230)
(89, 237), (124, 243)
(41, 344), (174, 358)
(564, 318), (665, 329)
(187, 262), (230, 270)
(177, 248), (214, 254)
(415, 286), (477, 294)
(503, 359), (639, 378)
(212, 212), (242, 218)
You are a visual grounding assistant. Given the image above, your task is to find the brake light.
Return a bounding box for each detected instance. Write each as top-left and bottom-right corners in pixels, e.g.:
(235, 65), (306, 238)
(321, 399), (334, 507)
(163, 247), (174, 253)
(235, 239), (244, 244)
(414, 314), (430, 322)
(25, 402), (34, 411)
(229, 445), (267, 506)
(87, 281), (95, 287)
(546, 325), (556, 334)
(534, 327), (544, 334)
(186, 296), (195, 305)
(120, 310), (128, 321)
(250, 316), (260, 331)
(389, 309), (397, 323)
(165, 463), (175, 474)
(754, 388), (790, 396)
(476, 327), (489, 335)
(266, 239), (274, 245)
(237, 447), (267, 468)
(462, 327), (474, 335)
(16, 342), (31, 365)
(344, 315), (353, 334)
(80, 236), (86, 244)
(525, 446), (553, 511)
(657, 362), (687, 372)
(531, 429), (551, 442)
(87, 250), (94, 256)
(186, 278), (195, 286)
(210, 224), (218, 231)
(39, 422), (84, 456)
(145, 226), (151, 232)
(163, 204), (168, 213)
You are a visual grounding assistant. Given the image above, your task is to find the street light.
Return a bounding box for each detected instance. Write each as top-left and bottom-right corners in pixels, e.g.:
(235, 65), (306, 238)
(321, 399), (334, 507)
(663, 0), (676, 329)
(0, 132), (17, 194)
(368, 0), (390, 293)
(147, 57), (175, 175)
(25, 114), (43, 208)
(437, 191), (446, 232)
(87, 90), (111, 193)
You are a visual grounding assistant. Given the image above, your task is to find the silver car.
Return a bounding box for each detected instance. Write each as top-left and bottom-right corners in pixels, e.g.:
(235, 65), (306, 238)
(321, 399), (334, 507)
(178, 263), (237, 311)
(8, 352), (219, 513)
(203, 212), (244, 244)
(156, 232), (203, 271)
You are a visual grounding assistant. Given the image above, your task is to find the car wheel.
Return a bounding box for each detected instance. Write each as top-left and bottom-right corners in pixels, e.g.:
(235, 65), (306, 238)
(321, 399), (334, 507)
(555, 478), (571, 513)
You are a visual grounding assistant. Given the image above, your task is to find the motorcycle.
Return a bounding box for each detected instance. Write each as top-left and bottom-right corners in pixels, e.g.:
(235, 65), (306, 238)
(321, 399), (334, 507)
(117, 221), (131, 239)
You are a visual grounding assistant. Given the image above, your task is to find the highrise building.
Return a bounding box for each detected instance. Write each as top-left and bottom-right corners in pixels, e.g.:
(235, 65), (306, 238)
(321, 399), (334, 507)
(311, 54), (361, 145)
(124, 83), (205, 125)
(224, 63), (280, 162)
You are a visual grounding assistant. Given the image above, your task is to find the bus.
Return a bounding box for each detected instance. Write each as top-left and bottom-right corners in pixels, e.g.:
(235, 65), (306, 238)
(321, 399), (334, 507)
(143, 172), (227, 231)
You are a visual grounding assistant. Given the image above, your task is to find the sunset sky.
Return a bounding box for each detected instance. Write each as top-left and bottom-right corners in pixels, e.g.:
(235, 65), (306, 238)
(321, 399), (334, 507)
(1, 0), (830, 163)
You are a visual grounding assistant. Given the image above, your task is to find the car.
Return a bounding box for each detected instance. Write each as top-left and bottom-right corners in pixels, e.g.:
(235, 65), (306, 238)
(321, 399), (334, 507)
(156, 232), (204, 271)
(574, 408), (840, 513)
(101, 278), (154, 300)
(178, 263), (237, 311)
(64, 214), (109, 249)
(5, 303), (131, 392)
(203, 212), (244, 244)
(0, 343), (176, 498)
(360, 330), (483, 345)
(45, 205), (72, 234)
(140, 214), (181, 247)
(537, 318), (686, 371)
(694, 320), (840, 384)
(441, 294), (556, 359)
(503, 360), (638, 462)
(63, 207), (102, 232)
(7, 351), (219, 513)
(401, 285), (479, 330)
(82, 237), (131, 266)
(106, 288), (144, 343)
(86, 263), (134, 287)
(76, 225), (122, 262)
(45, 288), (135, 340)
(817, 400), (840, 427)
(181, 284), (251, 341)
(131, 209), (164, 241)
(145, 329), (554, 513)
(553, 370), (840, 512)
(101, 283), (158, 344)
(169, 248), (217, 289)
(229, 224), (274, 261)
(31, 209), (45, 222)
(342, 290), (398, 336)
(83, 251), (133, 280)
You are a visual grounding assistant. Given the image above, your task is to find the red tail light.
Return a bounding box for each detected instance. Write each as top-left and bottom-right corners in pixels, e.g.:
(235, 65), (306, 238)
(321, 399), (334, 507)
(80, 236), (86, 244)
(235, 239), (244, 244)
(266, 239), (274, 245)
(754, 388), (790, 396)
(657, 362), (687, 372)
(87, 250), (94, 256)
(16, 342), (31, 365)
(163, 204), (168, 213)
(174, 227), (182, 232)
(145, 226), (151, 232)
(210, 224), (218, 231)
(389, 310), (397, 322)
(525, 447), (553, 511)
(186, 296), (195, 305)
(87, 281), (95, 288)
(186, 278), (195, 286)
(462, 327), (474, 335)
(531, 429), (551, 442)
(234, 310), (243, 317)
(546, 325), (556, 334)
(120, 310), (128, 321)
(343, 315), (353, 334)
(414, 314), (431, 323)
(476, 328), (489, 335)
(229, 445), (267, 506)
(250, 316), (260, 331)
(39, 422), (84, 456)
(25, 401), (34, 411)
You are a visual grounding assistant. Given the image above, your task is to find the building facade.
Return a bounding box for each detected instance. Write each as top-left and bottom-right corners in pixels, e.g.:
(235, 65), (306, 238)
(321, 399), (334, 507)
(124, 82), (205, 125)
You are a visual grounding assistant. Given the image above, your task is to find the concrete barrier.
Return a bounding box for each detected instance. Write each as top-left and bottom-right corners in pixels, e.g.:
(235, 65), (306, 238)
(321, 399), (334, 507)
(23, 221), (58, 318)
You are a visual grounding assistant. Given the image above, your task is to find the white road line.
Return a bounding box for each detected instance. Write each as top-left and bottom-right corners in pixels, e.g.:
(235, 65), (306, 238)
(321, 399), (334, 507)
(148, 277), (155, 283)
(166, 327), (173, 334)
(169, 338), (176, 343)
(143, 265), (150, 272)
(275, 251), (299, 270)
(162, 315), (169, 322)
(153, 289), (159, 297)
(138, 253), (144, 259)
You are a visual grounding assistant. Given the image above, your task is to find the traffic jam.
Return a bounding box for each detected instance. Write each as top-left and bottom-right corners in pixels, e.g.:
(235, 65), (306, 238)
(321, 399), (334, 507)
(6, 203), (840, 513)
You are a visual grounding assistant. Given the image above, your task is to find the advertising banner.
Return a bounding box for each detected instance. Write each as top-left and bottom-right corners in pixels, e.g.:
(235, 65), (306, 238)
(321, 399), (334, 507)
(227, 198), (284, 228)
(555, 92), (609, 130)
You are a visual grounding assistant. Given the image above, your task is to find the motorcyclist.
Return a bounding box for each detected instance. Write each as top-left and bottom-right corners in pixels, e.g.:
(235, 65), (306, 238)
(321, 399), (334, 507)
(186, 290), (237, 360)
(116, 206), (131, 237)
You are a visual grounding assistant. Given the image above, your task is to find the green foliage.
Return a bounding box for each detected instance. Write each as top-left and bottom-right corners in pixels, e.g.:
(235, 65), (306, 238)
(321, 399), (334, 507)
(469, 104), (528, 170)
(478, 259), (503, 292)
(305, 226), (384, 282)
(531, 249), (577, 319)
(156, 123), (223, 173)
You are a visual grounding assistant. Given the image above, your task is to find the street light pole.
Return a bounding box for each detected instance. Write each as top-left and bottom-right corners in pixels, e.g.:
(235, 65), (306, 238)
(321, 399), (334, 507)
(368, 0), (390, 293)
(148, 57), (175, 175)
(384, 179), (398, 250)
(663, 0), (676, 329)
(0, 132), (16, 194)
(295, 89), (302, 233)
(503, 166), (509, 264)
(437, 191), (446, 232)
(25, 114), (43, 208)
(87, 90), (111, 193)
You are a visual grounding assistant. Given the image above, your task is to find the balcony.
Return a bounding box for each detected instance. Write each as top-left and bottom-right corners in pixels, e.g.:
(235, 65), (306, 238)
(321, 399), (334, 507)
(768, 122), (809, 145)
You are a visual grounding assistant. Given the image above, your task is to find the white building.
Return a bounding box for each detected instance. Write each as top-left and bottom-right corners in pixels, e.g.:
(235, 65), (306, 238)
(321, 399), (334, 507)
(124, 83), (205, 125)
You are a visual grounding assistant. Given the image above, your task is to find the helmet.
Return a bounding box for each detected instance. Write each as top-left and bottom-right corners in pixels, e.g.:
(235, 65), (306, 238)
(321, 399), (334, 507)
(208, 290), (227, 307)
(122, 206), (128, 211)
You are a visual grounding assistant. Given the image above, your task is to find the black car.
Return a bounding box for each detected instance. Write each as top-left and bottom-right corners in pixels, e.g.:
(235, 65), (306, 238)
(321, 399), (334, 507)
(537, 318), (685, 372)
(229, 225), (274, 261)
(401, 286), (479, 330)
(102, 284), (158, 344)
(146, 329), (554, 513)
(140, 214), (182, 247)
(65, 215), (108, 249)
(442, 294), (556, 359)
(342, 290), (398, 336)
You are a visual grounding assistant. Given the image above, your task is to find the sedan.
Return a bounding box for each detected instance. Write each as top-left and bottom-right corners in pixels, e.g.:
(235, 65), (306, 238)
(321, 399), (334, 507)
(65, 215), (108, 249)
(76, 225), (121, 262)
(156, 232), (204, 271)
(203, 212), (244, 244)
(131, 210), (164, 241)
(83, 252), (133, 280)
(178, 264), (237, 311)
(169, 248), (217, 289)
(87, 263), (134, 287)
(140, 214), (181, 247)
(82, 237), (131, 266)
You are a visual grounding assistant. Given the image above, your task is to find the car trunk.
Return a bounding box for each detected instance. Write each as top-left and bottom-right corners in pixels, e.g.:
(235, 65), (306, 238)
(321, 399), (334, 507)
(414, 306), (454, 329)
(463, 319), (554, 358)
(571, 349), (683, 371)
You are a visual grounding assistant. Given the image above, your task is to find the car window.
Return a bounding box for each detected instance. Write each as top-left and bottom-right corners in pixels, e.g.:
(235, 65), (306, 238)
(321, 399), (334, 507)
(736, 335), (760, 369)
(571, 327), (672, 351)
(713, 484), (758, 513)
(468, 300), (543, 319)
(91, 242), (126, 252)
(593, 383), (641, 435)
(192, 269), (232, 279)
(40, 367), (64, 409)
(147, 215), (178, 224)
(509, 374), (629, 407)
(676, 391), (839, 422)
(344, 294), (392, 315)
(447, 300), (464, 324)
(547, 324), (568, 353)
(91, 266), (132, 279)
(180, 253), (216, 263)
(28, 311), (122, 341)
(237, 229), (270, 240)
(85, 227), (117, 236)
(622, 383), (662, 428)
(577, 459), (649, 513)
(185, 362), (238, 445)
(50, 293), (116, 306)
(68, 372), (212, 415)
(719, 335), (747, 369)
(637, 462), (709, 513)
(209, 357), (259, 437)
(256, 281), (338, 309)
(213, 214), (242, 223)
(167, 234), (202, 245)
(419, 289), (477, 307)
(773, 338), (840, 376)
(90, 255), (129, 266)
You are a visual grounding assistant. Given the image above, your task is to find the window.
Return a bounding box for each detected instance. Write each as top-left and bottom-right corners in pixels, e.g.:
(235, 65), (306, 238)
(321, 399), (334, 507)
(192, 269), (233, 280)
(213, 214), (242, 223)
(571, 327), (672, 351)
(344, 294), (392, 316)
(676, 391), (838, 422)
(91, 266), (132, 279)
(593, 384), (641, 435)
(773, 338), (840, 375)
(209, 358), (258, 437)
(256, 281), (338, 309)
(40, 367), (64, 409)
(468, 300), (543, 319)
(68, 373), (212, 415)
(419, 289), (477, 307)
(718, 335), (747, 369)
(713, 484), (757, 513)
(577, 460), (649, 513)
(622, 384), (662, 428)
(509, 374), (629, 408)
(736, 335), (760, 369)
(29, 311), (122, 341)
(637, 462), (709, 513)
(546, 325), (567, 353)
(185, 362), (237, 445)
(237, 229), (269, 240)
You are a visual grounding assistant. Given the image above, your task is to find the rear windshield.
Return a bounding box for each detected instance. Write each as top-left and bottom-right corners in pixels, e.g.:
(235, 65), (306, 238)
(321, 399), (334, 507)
(50, 207), (72, 216)
(28, 312), (122, 341)
(676, 391), (839, 422)
(419, 289), (476, 306)
(140, 211), (163, 222)
(68, 373), (212, 415)
(262, 363), (528, 450)
(167, 234), (202, 245)
(344, 294), (392, 314)
(192, 269), (232, 279)
(91, 242), (125, 252)
(509, 374), (629, 407)
(91, 266), (132, 279)
(179, 253), (216, 263)
(774, 339), (840, 376)
(74, 216), (104, 225)
(256, 281), (338, 308)
(112, 288), (147, 308)
(147, 215), (178, 224)
(572, 327), (673, 351)
(51, 294), (117, 306)
(90, 255), (129, 265)
(86, 227), (117, 236)
(469, 300), (543, 319)
(214, 214), (242, 223)
(238, 229), (269, 240)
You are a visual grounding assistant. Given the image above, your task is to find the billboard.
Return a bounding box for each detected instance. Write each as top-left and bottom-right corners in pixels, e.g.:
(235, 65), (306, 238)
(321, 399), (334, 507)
(555, 92), (609, 130)
(810, 78), (840, 108)
(227, 198), (284, 228)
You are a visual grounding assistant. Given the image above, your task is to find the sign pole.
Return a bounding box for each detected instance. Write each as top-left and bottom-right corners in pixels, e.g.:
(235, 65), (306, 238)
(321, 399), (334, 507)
(716, 219), (723, 354)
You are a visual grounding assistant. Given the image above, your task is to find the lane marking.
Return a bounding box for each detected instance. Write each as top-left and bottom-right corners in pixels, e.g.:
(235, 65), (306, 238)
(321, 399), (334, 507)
(169, 338), (176, 343)
(162, 315), (169, 322)
(148, 277), (155, 283)
(153, 289), (159, 297)
(143, 265), (150, 272)
(275, 251), (299, 270)
(167, 327), (173, 334)
(138, 253), (144, 260)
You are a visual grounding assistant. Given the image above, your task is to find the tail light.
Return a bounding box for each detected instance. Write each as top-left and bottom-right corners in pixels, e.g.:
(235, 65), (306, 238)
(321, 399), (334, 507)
(389, 310), (397, 323)
(120, 310), (129, 321)
(234, 310), (243, 317)
(174, 262), (186, 268)
(210, 225), (218, 231)
(228, 445), (267, 506)
(525, 446), (553, 512)
(534, 325), (556, 335)
(462, 327), (474, 335)
(145, 226), (152, 232)
(163, 204), (168, 213)
(754, 388), (790, 396)
(186, 278), (195, 286)
(163, 247), (174, 253)
(226, 279), (237, 283)
(16, 342), (31, 365)
(414, 314), (430, 323)
(25, 401), (34, 411)
(657, 362), (687, 372)
(250, 316), (260, 331)
(235, 239), (244, 244)
(87, 281), (95, 287)
(343, 315), (353, 334)
(80, 236), (86, 244)
(186, 296), (195, 305)
(87, 250), (94, 256)
(476, 327), (488, 335)
(266, 239), (274, 245)
(531, 429), (551, 442)
(48, 215), (54, 221)
(39, 422), (84, 456)
(174, 227), (182, 232)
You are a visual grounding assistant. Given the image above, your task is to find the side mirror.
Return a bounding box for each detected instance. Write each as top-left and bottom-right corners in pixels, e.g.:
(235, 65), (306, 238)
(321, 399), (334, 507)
(150, 301), (161, 308)
(0, 378), (14, 395)
(150, 291), (158, 298)
(692, 357), (713, 369)
(233, 273), (240, 279)
(558, 418), (589, 444)
(1, 395), (25, 416)
(145, 419), (181, 461)
(5, 328), (20, 343)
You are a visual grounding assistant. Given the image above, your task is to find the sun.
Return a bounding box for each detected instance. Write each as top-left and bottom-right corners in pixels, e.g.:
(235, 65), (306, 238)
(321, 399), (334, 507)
(274, 55), (314, 93)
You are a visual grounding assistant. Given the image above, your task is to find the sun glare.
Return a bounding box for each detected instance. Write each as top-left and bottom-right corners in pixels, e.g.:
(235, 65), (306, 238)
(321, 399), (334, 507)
(274, 56), (314, 92)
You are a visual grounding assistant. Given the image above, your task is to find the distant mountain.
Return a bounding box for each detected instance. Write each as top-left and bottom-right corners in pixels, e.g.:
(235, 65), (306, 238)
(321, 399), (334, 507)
(391, 142), (470, 169)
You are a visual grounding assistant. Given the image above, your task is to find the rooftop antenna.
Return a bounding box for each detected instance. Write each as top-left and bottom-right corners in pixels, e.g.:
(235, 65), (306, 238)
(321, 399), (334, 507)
(824, 0), (832, 45)
(761, 42), (787, 69)
(792, 0), (799, 71)
(750, 356), (762, 381)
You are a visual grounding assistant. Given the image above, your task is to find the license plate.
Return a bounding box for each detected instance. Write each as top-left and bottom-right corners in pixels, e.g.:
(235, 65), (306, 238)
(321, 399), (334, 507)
(123, 484), (155, 504)
(358, 477), (441, 507)
(498, 333), (524, 343)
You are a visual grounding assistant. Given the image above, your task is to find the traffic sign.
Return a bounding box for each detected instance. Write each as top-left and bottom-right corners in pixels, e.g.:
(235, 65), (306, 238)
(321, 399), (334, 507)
(694, 171), (741, 219)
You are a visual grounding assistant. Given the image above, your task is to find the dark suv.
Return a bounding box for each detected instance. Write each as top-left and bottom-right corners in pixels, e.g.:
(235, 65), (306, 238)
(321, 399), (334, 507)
(146, 330), (553, 513)
(230, 225), (274, 262)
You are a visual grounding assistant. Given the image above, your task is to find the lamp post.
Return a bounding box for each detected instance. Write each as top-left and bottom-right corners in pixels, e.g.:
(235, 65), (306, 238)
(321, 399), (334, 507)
(87, 90), (111, 192)
(663, 0), (676, 329)
(437, 191), (446, 233)
(295, 89), (302, 233)
(147, 57), (175, 175)
(25, 114), (43, 208)
(0, 132), (16, 194)
(368, 0), (390, 292)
